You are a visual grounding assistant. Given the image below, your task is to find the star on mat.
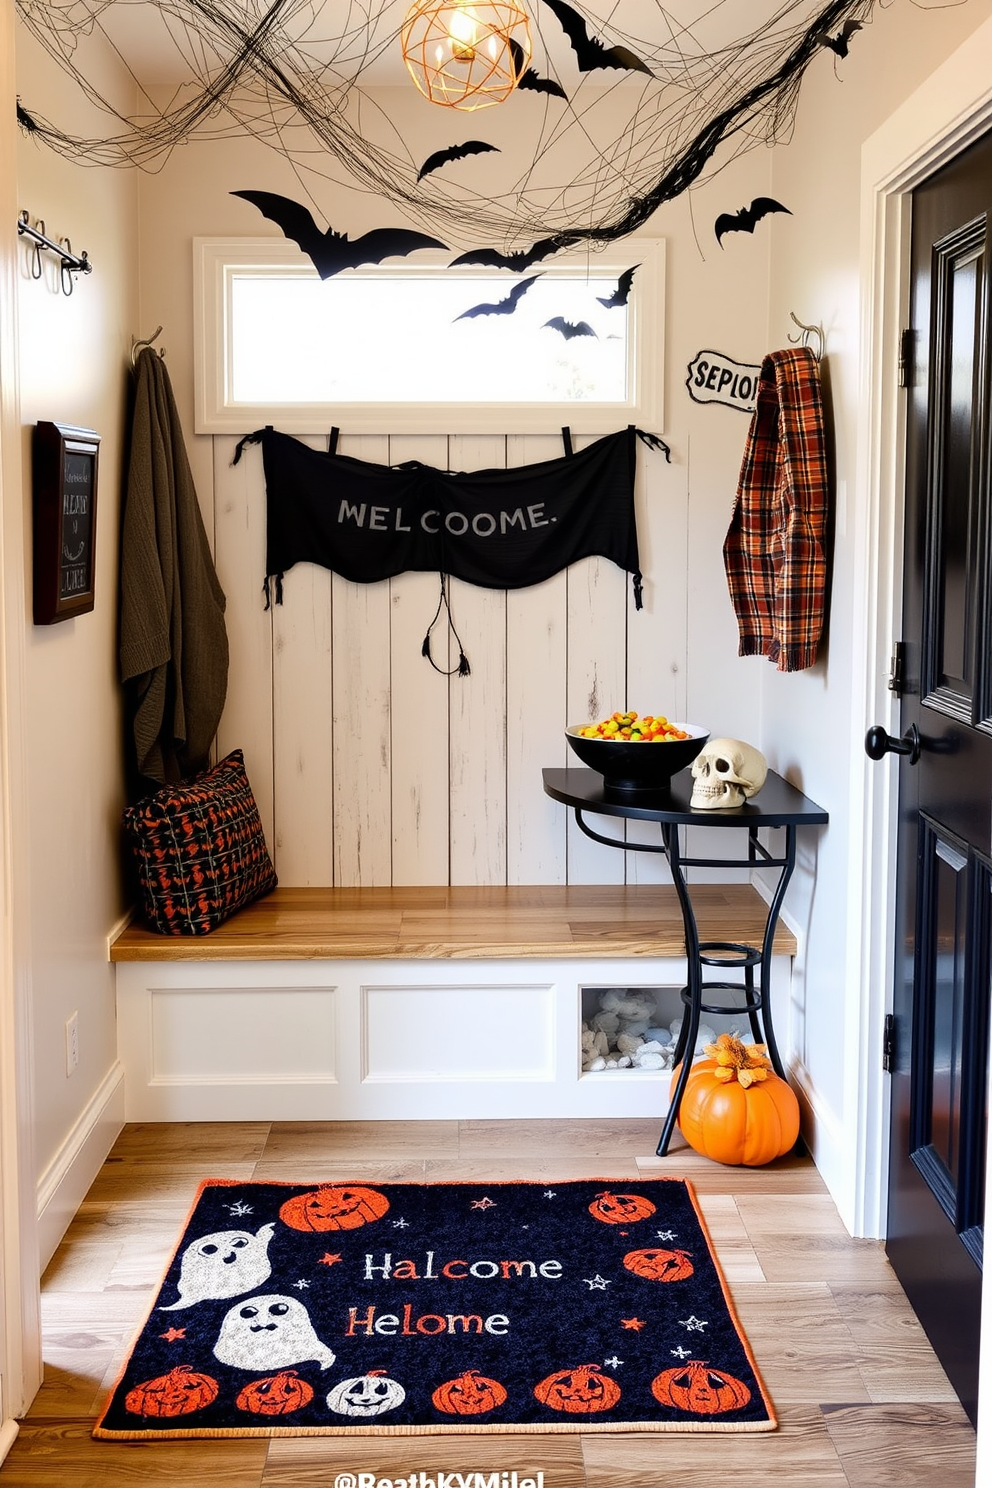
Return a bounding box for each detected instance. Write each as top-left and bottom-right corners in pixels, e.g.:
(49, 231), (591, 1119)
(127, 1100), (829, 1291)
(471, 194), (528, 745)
(679, 1315), (708, 1332)
(656, 1229), (677, 1241)
(226, 1201), (253, 1216)
(471, 1197), (496, 1210)
(620, 1317), (645, 1331)
(392, 1218), (410, 1228)
(670, 1345), (692, 1359)
(293, 1279), (310, 1289)
(543, 1190), (557, 1199)
(318, 1253), (342, 1267)
(603, 1355), (624, 1368)
(584, 1274), (611, 1290)
(159, 1327), (186, 1342)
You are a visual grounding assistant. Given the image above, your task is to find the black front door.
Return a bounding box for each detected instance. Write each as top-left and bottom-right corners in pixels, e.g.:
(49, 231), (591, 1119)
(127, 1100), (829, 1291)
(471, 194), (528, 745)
(875, 129), (992, 1427)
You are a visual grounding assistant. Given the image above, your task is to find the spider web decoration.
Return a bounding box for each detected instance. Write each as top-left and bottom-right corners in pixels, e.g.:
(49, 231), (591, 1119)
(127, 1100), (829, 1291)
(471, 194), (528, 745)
(16, 0), (878, 256)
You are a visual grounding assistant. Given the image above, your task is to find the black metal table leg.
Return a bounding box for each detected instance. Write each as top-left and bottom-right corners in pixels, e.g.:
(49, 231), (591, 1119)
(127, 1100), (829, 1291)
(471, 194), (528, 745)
(656, 823), (698, 1156)
(542, 770), (826, 1164)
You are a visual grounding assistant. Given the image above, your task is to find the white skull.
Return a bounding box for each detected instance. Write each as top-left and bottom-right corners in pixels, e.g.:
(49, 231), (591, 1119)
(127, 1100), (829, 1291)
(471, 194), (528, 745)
(690, 738), (767, 810)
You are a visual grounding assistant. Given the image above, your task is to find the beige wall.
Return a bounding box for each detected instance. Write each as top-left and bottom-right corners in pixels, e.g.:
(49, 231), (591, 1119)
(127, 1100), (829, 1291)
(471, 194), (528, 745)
(15, 24), (137, 1256)
(136, 91), (775, 890)
(6, 0), (992, 1272)
(764, 0), (992, 1221)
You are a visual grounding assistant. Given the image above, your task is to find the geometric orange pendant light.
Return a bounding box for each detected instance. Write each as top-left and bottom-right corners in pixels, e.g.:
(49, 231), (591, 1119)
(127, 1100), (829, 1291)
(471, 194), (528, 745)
(401, 0), (533, 110)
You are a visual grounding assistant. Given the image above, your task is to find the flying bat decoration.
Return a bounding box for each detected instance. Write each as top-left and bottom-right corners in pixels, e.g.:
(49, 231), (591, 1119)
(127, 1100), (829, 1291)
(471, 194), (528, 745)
(715, 197), (791, 246)
(231, 191), (446, 277)
(544, 317), (597, 340)
(450, 235), (570, 271)
(417, 141), (499, 181)
(454, 275), (543, 321)
(636, 429), (672, 461)
(16, 98), (39, 132)
(820, 19), (862, 57)
(508, 39), (568, 100)
(541, 0), (653, 76)
(597, 265), (639, 309)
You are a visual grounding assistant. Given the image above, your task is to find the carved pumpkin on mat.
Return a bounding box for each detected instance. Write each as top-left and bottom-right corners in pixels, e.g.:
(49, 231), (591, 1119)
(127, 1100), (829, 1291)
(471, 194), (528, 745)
(235, 1369), (314, 1416)
(125, 1364), (219, 1417)
(327, 1368), (406, 1417)
(279, 1184), (390, 1232)
(651, 1359), (752, 1414)
(622, 1246), (695, 1282)
(534, 1364), (621, 1414)
(672, 1034), (800, 1166)
(432, 1369), (508, 1415)
(587, 1190), (657, 1225)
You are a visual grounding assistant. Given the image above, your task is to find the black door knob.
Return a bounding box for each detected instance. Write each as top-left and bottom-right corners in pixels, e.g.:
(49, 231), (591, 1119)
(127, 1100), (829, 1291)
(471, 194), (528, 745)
(865, 722), (921, 764)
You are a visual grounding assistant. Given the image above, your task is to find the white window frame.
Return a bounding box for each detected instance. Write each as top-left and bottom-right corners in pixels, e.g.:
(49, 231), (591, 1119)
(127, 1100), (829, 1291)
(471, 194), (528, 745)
(193, 237), (665, 435)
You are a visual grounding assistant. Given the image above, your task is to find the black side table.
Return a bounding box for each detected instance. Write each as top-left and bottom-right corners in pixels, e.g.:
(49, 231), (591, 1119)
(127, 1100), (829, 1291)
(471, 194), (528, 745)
(543, 766), (828, 1156)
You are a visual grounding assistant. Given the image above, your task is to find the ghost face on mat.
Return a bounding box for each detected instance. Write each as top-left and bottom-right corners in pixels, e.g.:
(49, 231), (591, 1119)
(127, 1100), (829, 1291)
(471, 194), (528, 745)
(159, 1223), (276, 1310)
(213, 1295), (336, 1371)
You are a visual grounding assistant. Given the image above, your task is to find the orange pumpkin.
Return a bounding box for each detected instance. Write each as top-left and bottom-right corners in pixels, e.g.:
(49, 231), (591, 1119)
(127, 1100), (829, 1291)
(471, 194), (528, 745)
(534, 1364), (621, 1414)
(651, 1359), (751, 1414)
(587, 1190), (657, 1225)
(235, 1369), (314, 1416)
(125, 1363), (219, 1418)
(672, 1034), (800, 1167)
(622, 1246), (694, 1282)
(432, 1369), (508, 1416)
(279, 1184), (390, 1232)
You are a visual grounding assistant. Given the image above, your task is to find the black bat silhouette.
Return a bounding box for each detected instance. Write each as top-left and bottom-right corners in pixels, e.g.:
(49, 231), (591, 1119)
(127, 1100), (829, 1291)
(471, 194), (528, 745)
(715, 197), (791, 246)
(417, 141), (499, 181)
(541, 0), (652, 75)
(450, 236), (566, 271)
(597, 265), (639, 309)
(509, 39), (567, 99)
(16, 99), (39, 132)
(544, 317), (597, 340)
(636, 429), (672, 463)
(455, 275), (542, 321)
(821, 19), (862, 57)
(231, 191), (447, 277)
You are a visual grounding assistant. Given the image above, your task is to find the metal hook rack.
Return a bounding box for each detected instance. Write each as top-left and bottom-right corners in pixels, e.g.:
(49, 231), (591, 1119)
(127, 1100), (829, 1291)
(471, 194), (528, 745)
(17, 211), (92, 295)
(130, 326), (167, 368)
(787, 311), (823, 361)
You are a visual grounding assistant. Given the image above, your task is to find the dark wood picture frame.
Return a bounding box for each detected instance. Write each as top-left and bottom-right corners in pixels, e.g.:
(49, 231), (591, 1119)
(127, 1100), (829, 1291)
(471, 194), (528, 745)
(32, 421), (100, 624)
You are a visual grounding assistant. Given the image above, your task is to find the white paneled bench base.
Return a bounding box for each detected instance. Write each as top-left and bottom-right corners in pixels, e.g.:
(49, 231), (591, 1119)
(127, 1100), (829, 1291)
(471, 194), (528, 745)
(111, 886), (796, 1123)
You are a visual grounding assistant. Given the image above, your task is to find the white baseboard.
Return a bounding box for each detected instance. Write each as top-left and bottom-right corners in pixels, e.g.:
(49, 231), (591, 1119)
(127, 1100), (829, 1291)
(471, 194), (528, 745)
(789, 1058), (862, 1235)
(0, 1418), (18, 1466)
(105, 905), (136, 961)
(36, 1061), (125, 1272)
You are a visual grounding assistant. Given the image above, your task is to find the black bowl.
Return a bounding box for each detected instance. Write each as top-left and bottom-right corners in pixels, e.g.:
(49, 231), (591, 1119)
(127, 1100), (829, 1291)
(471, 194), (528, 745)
(565, 723), (709, 799)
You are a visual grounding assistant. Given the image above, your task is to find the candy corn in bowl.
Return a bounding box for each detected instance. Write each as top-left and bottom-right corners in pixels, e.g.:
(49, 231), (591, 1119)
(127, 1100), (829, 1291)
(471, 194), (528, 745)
(565, 712), (709, 797)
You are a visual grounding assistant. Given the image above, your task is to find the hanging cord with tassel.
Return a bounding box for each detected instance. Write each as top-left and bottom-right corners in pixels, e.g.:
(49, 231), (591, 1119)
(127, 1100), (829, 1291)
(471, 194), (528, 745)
(422, 573), (471, 677)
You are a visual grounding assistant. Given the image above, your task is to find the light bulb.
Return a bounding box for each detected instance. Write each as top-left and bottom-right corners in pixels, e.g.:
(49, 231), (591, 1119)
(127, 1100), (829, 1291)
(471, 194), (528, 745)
(448, 4), (479, 63)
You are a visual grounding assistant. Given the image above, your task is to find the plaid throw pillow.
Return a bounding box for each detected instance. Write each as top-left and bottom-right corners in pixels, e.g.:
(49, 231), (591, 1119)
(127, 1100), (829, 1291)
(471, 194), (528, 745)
(123, 750), (277, 935)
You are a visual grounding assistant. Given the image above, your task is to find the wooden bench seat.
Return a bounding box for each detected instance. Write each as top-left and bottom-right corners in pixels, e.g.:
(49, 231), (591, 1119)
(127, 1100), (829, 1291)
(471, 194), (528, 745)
(112, 884), (798, 1124)
(110, 883), (797, 962)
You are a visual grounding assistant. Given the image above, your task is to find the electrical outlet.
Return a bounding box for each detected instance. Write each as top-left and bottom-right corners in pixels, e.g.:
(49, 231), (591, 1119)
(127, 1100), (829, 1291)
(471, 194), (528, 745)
(66, 1011), (79, 1075)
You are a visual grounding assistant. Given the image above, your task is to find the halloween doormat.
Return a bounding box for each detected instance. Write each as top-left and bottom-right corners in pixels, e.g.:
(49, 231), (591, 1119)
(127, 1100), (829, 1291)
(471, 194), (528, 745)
(94, 1177), (775, 1438)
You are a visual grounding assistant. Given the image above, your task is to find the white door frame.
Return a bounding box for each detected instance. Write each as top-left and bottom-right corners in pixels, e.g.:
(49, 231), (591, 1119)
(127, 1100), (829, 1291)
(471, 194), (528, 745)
(851, 11), (992, 1463)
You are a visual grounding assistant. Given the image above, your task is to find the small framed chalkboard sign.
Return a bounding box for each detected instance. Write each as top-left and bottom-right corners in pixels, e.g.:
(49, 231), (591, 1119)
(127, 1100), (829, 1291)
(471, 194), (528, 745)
(32, 421), (100, 624)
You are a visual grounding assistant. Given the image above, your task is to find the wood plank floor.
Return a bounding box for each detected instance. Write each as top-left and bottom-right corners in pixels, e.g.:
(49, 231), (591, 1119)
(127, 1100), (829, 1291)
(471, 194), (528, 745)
(1, 1120), (975, 1487)
(109, 885), (798, 961)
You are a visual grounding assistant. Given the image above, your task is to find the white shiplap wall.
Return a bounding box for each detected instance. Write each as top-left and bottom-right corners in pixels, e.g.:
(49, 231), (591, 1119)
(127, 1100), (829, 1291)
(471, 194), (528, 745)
(212, 428), (687, 888)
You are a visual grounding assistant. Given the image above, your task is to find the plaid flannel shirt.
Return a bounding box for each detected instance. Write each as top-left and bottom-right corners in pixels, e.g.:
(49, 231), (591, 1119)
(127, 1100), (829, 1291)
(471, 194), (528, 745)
(722, 346), (828, 673)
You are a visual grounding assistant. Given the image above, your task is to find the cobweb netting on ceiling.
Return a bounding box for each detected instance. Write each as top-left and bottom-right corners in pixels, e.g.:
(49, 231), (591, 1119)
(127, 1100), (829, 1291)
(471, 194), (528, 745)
(16, 0), (880, 254)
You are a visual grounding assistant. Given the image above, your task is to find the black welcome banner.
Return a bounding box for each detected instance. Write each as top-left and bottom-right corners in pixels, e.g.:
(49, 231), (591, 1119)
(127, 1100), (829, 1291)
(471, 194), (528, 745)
(235, 425), (655, 672)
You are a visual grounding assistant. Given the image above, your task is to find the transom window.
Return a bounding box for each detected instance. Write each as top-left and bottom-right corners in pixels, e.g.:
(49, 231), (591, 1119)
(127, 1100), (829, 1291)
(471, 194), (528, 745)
(194, 238), (663, 435)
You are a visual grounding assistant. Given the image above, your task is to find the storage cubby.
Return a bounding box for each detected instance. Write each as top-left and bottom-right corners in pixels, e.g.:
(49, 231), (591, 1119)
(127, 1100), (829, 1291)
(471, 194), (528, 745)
(580, 983), (754, 1076)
